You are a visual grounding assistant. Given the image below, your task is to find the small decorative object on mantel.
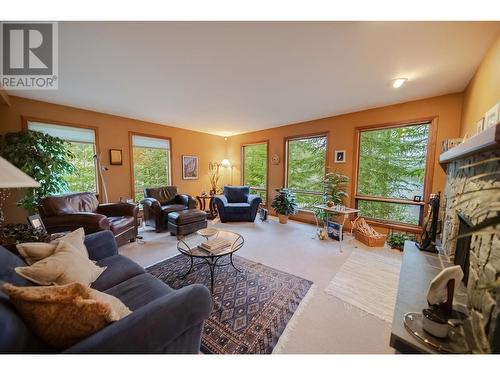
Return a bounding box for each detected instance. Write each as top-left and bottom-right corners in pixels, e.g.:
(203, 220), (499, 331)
(484, 101), (500, 129)
(476, 117), (485, 135)
(109, 149), (122, 165)
(441, 138), (462, 153)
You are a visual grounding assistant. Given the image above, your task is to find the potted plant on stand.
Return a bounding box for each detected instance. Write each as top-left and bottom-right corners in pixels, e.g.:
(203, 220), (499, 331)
(271, 188), (298, 224)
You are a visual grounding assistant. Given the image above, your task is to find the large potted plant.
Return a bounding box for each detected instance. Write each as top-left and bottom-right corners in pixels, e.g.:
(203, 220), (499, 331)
(1, 130), (75, 212)
(271, 188), (298, 224)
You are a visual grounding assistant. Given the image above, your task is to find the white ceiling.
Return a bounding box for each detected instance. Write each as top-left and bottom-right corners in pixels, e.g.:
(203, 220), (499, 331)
(10, 22), (500, 136)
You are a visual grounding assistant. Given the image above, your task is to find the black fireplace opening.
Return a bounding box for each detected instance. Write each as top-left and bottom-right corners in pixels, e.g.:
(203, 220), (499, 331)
(455, 212), (472, 286)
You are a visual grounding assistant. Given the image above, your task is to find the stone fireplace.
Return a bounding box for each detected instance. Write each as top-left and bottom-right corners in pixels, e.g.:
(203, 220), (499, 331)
(440, 133), (500, 353)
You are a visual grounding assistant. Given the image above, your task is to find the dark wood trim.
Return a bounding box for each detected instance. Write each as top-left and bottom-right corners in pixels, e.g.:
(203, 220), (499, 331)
(283, 131), (330, 189)
(351, 117), (437, 226)
(355, 195), (425, 206)
(240, 140), (270, 207)
(21, 116), (101, 198)
(129, 131), (173, 201)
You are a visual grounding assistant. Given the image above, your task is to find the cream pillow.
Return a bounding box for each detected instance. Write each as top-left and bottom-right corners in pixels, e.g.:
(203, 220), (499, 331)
(2, 282), (131, 349)
(15, 240), (106, 286)
(17, 228), (88, 265)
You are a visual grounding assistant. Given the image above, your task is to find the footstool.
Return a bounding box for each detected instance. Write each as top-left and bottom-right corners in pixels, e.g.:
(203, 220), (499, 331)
(167, 209), (208, 238)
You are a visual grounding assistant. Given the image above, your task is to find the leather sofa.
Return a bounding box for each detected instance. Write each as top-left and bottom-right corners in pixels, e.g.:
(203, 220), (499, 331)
(141, 186), (196, 232)
(38, 192), (138, 247)
(0, 230), (212, 353)
(213, 186), (262, 222)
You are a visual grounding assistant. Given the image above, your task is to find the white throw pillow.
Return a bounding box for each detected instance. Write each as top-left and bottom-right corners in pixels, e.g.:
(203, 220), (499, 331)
(15, 240), (106, 286)
(17, 228), (88, 265)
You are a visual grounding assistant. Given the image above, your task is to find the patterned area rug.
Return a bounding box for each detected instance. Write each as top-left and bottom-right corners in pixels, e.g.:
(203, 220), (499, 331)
(147, 254), (313, 354)
(324, 248), (402, 322)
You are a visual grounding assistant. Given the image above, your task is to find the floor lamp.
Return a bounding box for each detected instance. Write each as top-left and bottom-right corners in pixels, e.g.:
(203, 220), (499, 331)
(0, 156), (40, 228)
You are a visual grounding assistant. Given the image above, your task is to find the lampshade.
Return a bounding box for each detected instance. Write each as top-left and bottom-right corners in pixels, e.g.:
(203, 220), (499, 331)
(0, 156), (40, 188)
(220, 159), (231, 168)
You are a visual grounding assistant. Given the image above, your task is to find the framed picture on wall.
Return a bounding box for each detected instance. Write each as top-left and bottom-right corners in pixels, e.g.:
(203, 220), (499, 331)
(485, 102), (499, 129)
(334, 150), (346, 163)
(109, 149), (123, 165)
(27, 214), (47, 233)
(182, 155), (199, 180)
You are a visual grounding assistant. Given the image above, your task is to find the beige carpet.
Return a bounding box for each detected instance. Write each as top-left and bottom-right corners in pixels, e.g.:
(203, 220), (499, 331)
(120, 216), (402, 353)
(324, 248), (402, 323)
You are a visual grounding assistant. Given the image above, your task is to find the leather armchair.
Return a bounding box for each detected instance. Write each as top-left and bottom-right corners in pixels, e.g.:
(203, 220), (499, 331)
(141, 186), (196, 232)
(214, 186), (262, 222)
(38, 192), (138, 247)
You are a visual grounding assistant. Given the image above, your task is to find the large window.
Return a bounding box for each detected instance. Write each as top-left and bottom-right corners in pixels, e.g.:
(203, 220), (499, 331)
(27, 121), (98, 193)
(131, 134), (171, 202)
(242, 142), (267, 204)
(355, 122), (431, 226)
(285, 134), (327, 207)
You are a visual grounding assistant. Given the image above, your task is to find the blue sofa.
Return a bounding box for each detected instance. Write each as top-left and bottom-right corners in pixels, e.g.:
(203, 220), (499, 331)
(0, 231), (212, 353)
(214, 186), (262, 222)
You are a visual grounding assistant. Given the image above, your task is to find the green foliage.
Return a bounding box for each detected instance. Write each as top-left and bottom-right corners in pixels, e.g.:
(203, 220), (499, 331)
(133, 146), (169, 201)
(243, 143), (267, 189)
(287, 136), (327, 204)
(387, 232), (416, 250)
(357, 124), (429, 224)
(1, 130), (75, 212)
(271, 188), (298, 216)
(63, 142), (97, 193)
(323, 170), (349, 206)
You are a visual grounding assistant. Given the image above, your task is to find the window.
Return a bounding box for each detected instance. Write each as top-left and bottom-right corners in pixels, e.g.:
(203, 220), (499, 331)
(355, 122), (431, 226)
(131, 134), (171, 202)
(27, 121), (98, 193)
(285, 134), (327, 207)
(242, 142), (267, 204)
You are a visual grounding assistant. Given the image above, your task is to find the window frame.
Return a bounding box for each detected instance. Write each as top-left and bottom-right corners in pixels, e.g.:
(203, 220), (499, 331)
(284, 132), (329, 209)
(241, 140), (269, 206)
(352, 118), (438, 230)
(22, 116), (100, 195)
(129, 131), (173, 202)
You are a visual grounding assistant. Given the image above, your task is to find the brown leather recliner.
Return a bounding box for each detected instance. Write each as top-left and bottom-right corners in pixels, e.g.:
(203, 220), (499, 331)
(38, 192), (139, 247)
(141, 186), (196, 232)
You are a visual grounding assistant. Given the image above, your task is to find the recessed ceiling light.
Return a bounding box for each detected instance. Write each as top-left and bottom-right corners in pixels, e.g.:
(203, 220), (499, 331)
(392, 78), (408, 89)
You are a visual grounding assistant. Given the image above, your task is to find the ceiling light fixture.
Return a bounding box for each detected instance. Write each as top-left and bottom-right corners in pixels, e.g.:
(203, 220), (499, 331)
(392, 78), (408, 89)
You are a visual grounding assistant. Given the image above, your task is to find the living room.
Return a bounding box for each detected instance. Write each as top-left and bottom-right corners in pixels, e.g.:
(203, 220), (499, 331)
(1, 2), (499, 372)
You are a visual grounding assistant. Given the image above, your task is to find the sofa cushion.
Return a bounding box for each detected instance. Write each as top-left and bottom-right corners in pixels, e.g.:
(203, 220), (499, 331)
(168, 209), (207, 225)
(91, 255), (145, 291)
(39, 192), (99, 217)
(224, 203), (251, 213)
(145, 186), (178, 205)
(107, 216), (135, 234)
(224, 186), (249, 203)
(0, 246), (34, 287)
(2, 282), (131, 350)
(104, 274), (173, 311)
(15, 241), (106, 287)
(161, 204), (188, 214)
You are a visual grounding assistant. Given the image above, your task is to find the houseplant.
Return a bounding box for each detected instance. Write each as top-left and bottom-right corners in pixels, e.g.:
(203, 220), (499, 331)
(271, 188), (298, 224)
(387, 232), (416, 250)
(1, 130), (75, 212)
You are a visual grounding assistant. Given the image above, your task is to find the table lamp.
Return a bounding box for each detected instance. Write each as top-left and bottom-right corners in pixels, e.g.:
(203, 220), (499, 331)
(0, 156), (40, 226)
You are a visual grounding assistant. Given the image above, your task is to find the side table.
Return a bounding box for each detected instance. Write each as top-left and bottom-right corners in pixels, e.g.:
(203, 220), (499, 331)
(196, 195), (218, 219)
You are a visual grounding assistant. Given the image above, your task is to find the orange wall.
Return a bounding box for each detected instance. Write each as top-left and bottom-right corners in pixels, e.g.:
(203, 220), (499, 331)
(0, 96), (227, 222)
(460, 34), (500, 137)
(227, 93), (463, 228)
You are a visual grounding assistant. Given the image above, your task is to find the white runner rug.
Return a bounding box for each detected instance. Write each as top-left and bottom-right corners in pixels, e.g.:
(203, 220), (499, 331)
(324, 248), (402, 323)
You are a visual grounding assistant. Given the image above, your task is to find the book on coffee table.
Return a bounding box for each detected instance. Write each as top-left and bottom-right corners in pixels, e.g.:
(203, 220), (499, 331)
(198, 238), (231, 255)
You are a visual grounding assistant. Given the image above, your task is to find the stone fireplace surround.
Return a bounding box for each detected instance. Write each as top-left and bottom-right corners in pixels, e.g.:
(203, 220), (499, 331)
(440, 126), (500, 353)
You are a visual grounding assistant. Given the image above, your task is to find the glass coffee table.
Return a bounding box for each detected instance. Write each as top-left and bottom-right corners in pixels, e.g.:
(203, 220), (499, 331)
(177, 229), (244, 293)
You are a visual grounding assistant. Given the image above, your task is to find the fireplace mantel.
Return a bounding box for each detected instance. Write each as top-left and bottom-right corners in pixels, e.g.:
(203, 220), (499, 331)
(440, 122), (500, 165)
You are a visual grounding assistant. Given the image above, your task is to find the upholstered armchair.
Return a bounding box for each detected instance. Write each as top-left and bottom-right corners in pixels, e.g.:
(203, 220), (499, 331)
(141, 186), (196, 232)
(213, 186), (262, 222)
(38, 192), (139, 247)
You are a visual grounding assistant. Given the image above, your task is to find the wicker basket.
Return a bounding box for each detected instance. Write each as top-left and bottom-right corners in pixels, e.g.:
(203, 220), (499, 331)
(354, 230), (387, 247)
